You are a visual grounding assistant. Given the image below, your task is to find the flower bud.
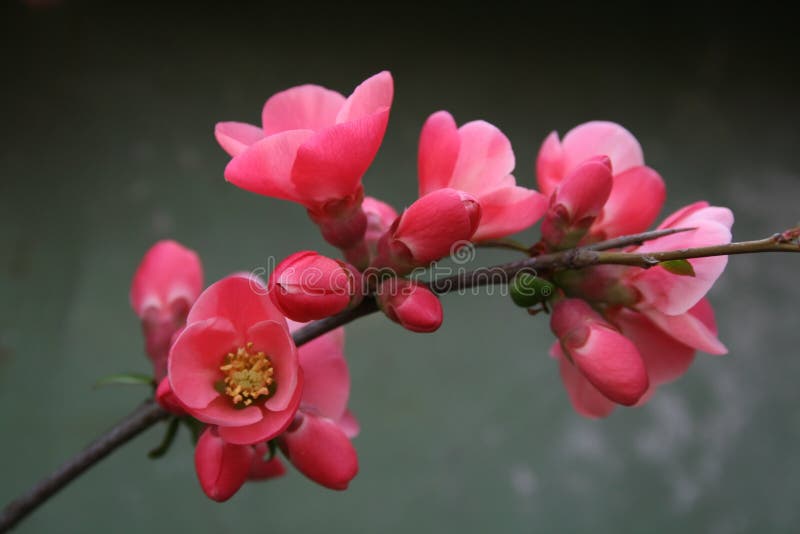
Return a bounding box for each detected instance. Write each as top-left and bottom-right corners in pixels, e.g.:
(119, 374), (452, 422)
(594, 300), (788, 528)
(550, 299), (648, 406)
(130, 240), (203, 380)
(373, 188), (480, 274)
(194, 427), (255, 502)
(509, 272), (555, 308)
(269, 251), (363, 322)
(155, 377), (187, 415)
(541, 157), (612, 249)
(280, 412), (359, 490)
(375, 278), (443, 333)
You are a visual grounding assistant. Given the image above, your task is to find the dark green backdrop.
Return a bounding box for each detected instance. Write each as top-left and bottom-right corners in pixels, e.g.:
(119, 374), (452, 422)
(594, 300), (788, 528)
(2, 2), (799, 533)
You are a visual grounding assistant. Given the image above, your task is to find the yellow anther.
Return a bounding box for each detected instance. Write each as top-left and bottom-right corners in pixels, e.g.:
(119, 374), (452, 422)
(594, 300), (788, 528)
(218, 343), (275, 407)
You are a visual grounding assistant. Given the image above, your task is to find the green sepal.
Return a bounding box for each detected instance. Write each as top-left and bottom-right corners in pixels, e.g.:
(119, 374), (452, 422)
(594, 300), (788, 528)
(659, 259), (696, 277)
(510, 272), (556, 308)
(148, 417), (180, 459)
(182, 417), (205, 444)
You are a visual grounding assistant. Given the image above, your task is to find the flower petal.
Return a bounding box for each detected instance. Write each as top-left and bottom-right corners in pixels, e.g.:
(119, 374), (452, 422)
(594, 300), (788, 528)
(609, 307), (696, 386)
(224, 129), (314, 203)
(642, 302), (727, 355)
(261, 84), (345, 135)
(335, 71), (394, 124)
(561, 121), (644, 175)
(291, 110), (390, 203)
(552, 343), (616, 419)
(448, 120), (515, 195)
(187, 275), (287, 336)
(194, 396), (264, 427)
(246, 320), (299, 412)
(168, 318), (239, 410)
(630, 205), (733, 315)
(215, 122), (265, 157)
(595, 165), (666, 238)
(418, 110), (460, 196)
(297, 327), (350, 420)
(536, 131), (565, 196)
(472, 185), (547, 241)
(337, 410), (360, 438)
(248, 447), (287, 480)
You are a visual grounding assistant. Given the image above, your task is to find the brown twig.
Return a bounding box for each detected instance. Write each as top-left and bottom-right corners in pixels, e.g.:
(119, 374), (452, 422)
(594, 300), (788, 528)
(3, 226), (799, 531)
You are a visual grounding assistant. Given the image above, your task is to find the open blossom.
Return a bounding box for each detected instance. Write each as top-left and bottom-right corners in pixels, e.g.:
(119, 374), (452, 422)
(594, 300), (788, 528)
(537, 121), (666, 241)
(168, 275), (302, 445)
(547, 200), (731, 417)
(269, 251), (363, 322)
(130, 240), (203, 381)
(192, 324), (358, 500)
(217, 72), (394, 248)
(529, 120), (733, 418)
(418, 111), (547, 241)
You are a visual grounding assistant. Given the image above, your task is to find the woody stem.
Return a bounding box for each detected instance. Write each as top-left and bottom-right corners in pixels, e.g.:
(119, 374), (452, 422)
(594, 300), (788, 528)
(3, 226), (798, 532)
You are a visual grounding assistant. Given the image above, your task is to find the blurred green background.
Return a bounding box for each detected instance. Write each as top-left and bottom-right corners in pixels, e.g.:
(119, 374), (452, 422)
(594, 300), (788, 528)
(2, 2), (799, 533)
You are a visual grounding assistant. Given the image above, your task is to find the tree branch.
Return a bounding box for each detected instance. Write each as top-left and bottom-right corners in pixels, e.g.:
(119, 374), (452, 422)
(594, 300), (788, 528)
(0, 401), (169, 532)
(4, 226), (799, 531)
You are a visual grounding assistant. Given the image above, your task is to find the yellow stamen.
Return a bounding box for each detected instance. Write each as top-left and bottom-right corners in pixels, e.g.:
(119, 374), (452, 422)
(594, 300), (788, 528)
(218, 342), (275, 407)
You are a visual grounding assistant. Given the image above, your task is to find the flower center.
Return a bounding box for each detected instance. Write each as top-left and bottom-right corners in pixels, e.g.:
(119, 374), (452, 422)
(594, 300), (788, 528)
(218, 342), (275, 407)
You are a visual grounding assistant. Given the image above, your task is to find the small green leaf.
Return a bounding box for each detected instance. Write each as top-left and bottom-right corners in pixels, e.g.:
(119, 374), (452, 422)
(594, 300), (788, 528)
(659, 259), (696, 277)
(94, 373), (155, 389)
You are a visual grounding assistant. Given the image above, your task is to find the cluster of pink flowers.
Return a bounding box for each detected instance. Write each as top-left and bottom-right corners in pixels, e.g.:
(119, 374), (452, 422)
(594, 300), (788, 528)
(128, 71), (732, 500)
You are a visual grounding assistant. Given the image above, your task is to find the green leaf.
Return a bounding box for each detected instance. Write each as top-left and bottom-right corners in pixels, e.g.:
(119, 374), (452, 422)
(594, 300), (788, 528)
(94, 373), (155, 389)
(659, 259), (696, 277)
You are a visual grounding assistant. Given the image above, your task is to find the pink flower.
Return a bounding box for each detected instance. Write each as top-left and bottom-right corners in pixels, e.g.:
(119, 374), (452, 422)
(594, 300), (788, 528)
(625, 201), (734, 315)
(373, 188), (481, 273)
(550, 299), (648, 411)
(418, 111), (547, 241)
(130, 240), (203, 380)
(268, 251), (362, 322)
(375, 278), (443, 333)
(168, 275), (302, 445)
(537, 121), (666, 240)
(217, 72), (394, 248)
(192, 324), (358, 498)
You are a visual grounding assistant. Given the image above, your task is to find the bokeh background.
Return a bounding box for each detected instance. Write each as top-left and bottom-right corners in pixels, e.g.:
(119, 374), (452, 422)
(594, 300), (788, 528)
(2, 2), (799, 532)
